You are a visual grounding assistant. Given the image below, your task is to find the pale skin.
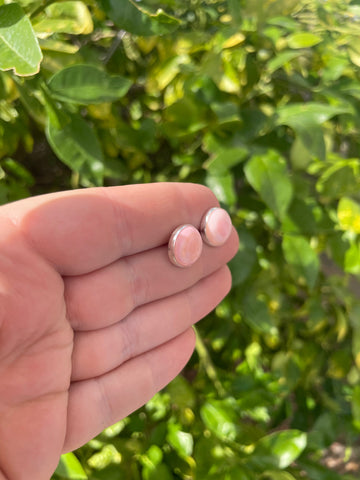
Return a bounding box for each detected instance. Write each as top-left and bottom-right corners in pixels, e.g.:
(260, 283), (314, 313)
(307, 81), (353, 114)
(0, 183), (239, 480)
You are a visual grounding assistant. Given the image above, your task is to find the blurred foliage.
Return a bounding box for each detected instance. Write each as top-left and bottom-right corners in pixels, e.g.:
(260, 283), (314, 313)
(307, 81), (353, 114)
(1, 0), (360, 478)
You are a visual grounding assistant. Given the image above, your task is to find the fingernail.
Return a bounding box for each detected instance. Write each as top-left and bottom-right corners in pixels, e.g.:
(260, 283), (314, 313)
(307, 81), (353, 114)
(168, 224), (203, 267)
(200, 207), (232, 247)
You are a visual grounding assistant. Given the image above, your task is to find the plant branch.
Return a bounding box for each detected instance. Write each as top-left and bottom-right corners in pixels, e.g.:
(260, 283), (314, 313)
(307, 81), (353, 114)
(194, 327), (227, 398)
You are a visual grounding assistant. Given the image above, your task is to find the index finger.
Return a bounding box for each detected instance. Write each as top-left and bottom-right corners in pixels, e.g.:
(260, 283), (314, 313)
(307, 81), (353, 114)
(3, 183), (220, 275)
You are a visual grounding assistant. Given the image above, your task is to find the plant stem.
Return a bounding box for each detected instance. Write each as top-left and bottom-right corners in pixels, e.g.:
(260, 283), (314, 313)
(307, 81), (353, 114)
(194, 326), (227, 398)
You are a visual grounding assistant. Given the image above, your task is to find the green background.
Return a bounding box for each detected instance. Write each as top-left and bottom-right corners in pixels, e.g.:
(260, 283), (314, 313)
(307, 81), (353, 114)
(1, 0), (360, 478)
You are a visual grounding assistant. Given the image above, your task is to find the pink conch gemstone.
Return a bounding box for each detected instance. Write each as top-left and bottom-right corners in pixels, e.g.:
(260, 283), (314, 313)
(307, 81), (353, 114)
(201, 207), (232, 247)
(168, 224), (203, 267)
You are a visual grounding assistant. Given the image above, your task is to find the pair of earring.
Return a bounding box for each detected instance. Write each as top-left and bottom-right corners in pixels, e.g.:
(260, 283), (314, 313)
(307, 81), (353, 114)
(168, 207), (232, 268)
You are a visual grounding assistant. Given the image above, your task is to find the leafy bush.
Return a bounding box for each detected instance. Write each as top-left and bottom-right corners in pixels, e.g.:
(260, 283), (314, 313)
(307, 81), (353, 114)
(1, 0), (360, 478)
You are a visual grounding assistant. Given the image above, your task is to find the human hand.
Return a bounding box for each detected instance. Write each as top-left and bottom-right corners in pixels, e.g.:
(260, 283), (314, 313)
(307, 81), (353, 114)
(0, 183), (238, 480)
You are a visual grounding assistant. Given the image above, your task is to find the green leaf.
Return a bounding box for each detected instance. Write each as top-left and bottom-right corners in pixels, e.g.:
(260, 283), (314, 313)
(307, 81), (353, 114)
(166, 375), (196, 409)
(55, 452), (88, 479)
(100, 0), (181, 36)
(244, 151), (293, 220)
(229, 228), (257, 285)
(0, 3), (42, 76)
(166, 423), (193, 458)
(203, 133), (248, 174)
(253, 430), (307, 469)
(200, 400), (238, 441)
(143, 463), (173, 480)
(262, 472), (297, 480)
(353, 327), (360, 370)
(267, 50), (302, 73)
(284, 198), (317, 236)
(344, 242), (360, 275)
(205, 173), (236, 207)
(46, 113), (104, 186)
(14, 78), (46, 125)
(287, 32), (322, 49)
(327, 349), (352, 379)
(277, 103), (350, 161)
(290, 124), (326, 162)
(276, 103), (351, 130)
(317, 159), (360, 198)
(241, 292), (278, 336)
(282, 234), (319, 289)
(1, 158), (34, 185)
(337, 197), (360, 234)
(145, 445), (163, 467)
(48, 65), (132, 104)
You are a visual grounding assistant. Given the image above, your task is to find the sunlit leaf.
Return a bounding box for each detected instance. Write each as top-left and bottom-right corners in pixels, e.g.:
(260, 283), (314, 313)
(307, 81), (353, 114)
(200, 400), (238, 441)
(87, 444), (121, 470)
(287, 32), (322, 49)
(344, 242), (360, 275)
(222, 32), (245, 49)
(253, 430), (307, 469)
(337, 197), (360, 234)
(55, 453), (88, 479)
(33, 1), (93, 35)
(166, 423), (193, 458)
(0, 3), (42, 76)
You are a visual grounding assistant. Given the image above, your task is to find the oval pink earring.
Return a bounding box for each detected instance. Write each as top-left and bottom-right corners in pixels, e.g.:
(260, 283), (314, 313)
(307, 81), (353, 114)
(168, 224), (203, 267)
(200, 207), (232, 247)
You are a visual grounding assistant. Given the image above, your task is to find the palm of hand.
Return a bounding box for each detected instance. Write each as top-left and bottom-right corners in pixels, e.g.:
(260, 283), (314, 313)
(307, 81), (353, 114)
(0, 184), (238, 480)
(0, 216), (72, 479)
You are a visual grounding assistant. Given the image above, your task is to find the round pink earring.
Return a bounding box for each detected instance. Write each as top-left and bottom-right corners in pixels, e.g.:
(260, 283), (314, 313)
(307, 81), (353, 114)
(168, 224), (203, 267)
(200, 207), (232, 247)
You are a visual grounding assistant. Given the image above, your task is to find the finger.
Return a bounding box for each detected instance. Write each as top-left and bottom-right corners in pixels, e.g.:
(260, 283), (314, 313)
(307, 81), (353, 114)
(6, 183), (219, 275)
(64, 228), (238, 331)
(71, 266), (231, 381)
(63, 328), (196, 453)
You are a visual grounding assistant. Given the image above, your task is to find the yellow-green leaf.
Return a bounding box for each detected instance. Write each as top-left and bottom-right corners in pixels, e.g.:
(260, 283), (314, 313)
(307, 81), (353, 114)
(33, 1), (93, 35)
(222, 32), (245, 49)
(288, 32), (322, 49)
(55, 453), (88, 479)
(337, 197), (360, 234)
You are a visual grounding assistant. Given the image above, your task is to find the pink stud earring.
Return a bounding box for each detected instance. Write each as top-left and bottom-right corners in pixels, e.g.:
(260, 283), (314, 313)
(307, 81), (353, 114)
(168, 224), (203, 268)
(200, 207), (232, 247)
